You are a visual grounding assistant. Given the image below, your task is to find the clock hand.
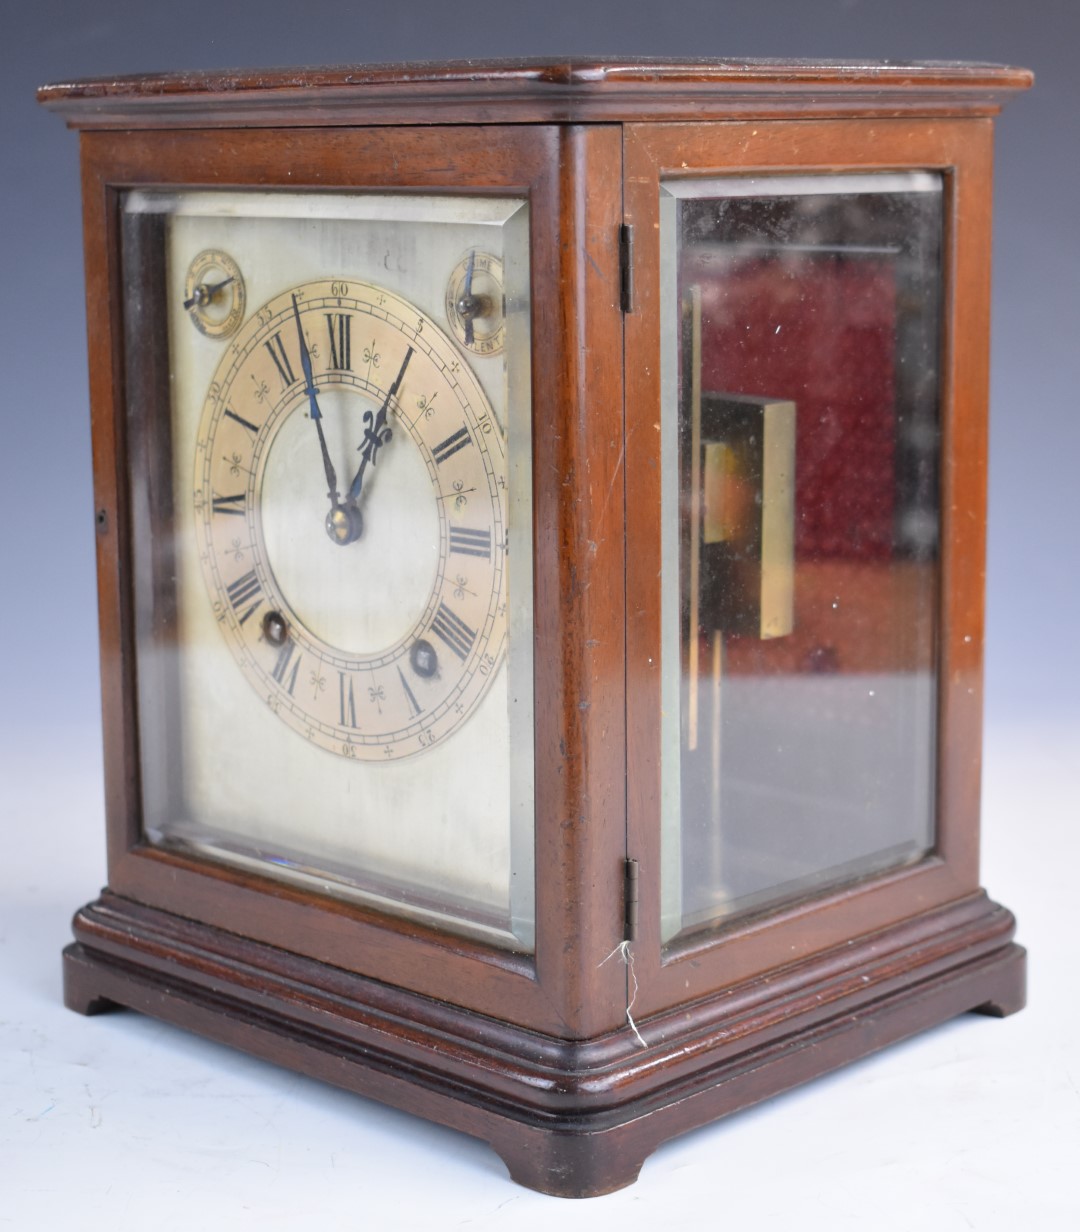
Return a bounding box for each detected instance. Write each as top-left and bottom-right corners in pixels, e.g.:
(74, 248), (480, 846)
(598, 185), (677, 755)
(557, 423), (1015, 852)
(183, 275), (236, 311)
(460, 249), (477, 346)
(345, 345), (414, 508)
(289, 292), (341, 510)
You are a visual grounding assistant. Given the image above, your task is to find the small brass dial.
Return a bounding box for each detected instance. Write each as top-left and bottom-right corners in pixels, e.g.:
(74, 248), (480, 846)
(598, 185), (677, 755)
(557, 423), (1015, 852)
(445, 250), (505, 356)
(184, 248), (246, 339)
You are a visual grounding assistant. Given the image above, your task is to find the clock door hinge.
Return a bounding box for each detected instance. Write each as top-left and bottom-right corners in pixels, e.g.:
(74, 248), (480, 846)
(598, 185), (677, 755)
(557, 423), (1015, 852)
(619, 223), (634, 313)
(623, 858), (640, 941)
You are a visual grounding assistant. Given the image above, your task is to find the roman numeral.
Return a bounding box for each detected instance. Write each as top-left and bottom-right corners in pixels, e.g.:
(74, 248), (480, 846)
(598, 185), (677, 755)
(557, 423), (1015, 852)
(225, 570), (263, 625)
(339, 672), (359, 728)
(224, 408), (259, 435)
(271, 641), (301, 695)
(397, 665), (423, 718)
(264, 332), (297, 389)
(326, 313), (352, 370)
(211, 492), (246, 517)
(432, 426), (471, 466)
(449, 526), (491, 559)
(430, 602), (476, 662)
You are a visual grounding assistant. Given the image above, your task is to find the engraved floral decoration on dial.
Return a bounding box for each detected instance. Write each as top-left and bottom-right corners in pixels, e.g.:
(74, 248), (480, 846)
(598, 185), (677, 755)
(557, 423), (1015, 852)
(195, 279), (507, 760)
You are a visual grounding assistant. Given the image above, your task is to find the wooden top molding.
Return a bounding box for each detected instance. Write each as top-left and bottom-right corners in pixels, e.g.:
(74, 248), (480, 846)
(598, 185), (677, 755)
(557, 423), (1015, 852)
(38, 57), (1033, 128)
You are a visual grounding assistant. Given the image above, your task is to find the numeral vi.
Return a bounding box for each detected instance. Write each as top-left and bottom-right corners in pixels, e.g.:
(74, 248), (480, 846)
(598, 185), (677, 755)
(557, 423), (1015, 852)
(339, 672), (359, 728)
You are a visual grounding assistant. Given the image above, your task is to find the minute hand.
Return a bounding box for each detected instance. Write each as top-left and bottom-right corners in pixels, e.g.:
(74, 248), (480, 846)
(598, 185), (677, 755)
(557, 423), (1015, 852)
(290, 293), (340, 506)
(346, 346), (414, 507)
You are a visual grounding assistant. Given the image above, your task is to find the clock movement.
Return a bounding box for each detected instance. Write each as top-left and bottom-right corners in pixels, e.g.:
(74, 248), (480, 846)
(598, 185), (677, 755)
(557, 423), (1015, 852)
(39, 58), (1031, 1197)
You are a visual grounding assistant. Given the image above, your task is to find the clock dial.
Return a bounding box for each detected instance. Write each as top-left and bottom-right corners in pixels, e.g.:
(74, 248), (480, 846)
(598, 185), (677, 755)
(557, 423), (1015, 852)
(196, 279), (507, 760)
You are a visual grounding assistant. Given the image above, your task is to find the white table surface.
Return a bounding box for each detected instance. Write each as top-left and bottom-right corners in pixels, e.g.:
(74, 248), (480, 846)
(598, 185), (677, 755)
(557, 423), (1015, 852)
(2, 720), (1077, 1231)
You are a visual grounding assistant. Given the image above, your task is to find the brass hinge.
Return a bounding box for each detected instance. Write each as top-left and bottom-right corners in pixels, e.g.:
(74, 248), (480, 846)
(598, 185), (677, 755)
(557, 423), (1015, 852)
(623, 858), (639, 941)
(619, 223), (634, 313)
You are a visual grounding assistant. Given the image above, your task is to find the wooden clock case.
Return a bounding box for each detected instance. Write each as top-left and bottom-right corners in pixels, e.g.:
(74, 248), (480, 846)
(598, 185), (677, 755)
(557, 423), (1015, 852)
(39, 59), (1030, 1198)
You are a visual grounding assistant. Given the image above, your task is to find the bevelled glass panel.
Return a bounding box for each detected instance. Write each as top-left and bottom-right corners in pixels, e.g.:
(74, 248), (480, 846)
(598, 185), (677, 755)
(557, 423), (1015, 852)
(660, 173), (943, 943)
(122, 189), (535, 951)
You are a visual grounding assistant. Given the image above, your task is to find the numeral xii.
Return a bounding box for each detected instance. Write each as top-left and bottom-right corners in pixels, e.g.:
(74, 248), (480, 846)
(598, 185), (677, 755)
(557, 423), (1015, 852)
(326, 313), (352, 370)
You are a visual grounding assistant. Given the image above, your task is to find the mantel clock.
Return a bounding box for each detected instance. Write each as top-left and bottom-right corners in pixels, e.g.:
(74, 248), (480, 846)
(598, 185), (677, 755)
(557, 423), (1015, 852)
(39, 58), (1031, 1197)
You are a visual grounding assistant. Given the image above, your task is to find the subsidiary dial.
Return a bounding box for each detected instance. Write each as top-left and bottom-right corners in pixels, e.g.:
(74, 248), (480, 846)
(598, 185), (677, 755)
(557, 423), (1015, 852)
(183, 248), (246, 339)
(445, 250), (505, 356)
(194, 278), (507, 761)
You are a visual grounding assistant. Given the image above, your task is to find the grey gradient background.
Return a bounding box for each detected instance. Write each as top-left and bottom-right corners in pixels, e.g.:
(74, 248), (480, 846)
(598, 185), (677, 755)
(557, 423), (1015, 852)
(2, 2), (1078, 1228)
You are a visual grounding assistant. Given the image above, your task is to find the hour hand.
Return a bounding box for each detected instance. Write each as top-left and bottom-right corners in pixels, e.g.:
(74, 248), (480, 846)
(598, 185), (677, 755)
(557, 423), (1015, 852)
(345, 345), (414, 508)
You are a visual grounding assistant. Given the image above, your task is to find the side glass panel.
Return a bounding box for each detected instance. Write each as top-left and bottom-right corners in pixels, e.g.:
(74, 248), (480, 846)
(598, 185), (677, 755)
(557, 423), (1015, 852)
(122, 190), (535, 951)
(660, 173), (943, 943)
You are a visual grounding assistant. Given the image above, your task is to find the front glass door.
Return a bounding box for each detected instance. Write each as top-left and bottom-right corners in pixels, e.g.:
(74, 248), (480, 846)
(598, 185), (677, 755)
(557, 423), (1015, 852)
(122, 187), (536, 951)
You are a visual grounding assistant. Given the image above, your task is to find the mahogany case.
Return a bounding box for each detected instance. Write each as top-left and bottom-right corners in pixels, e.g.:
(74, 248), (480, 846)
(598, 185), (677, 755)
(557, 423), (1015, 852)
(40, 59), (1030, 1197)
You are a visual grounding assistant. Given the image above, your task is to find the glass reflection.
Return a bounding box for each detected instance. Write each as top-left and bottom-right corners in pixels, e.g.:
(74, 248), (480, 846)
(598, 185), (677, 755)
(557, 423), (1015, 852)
(661, 174), (943, 941)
